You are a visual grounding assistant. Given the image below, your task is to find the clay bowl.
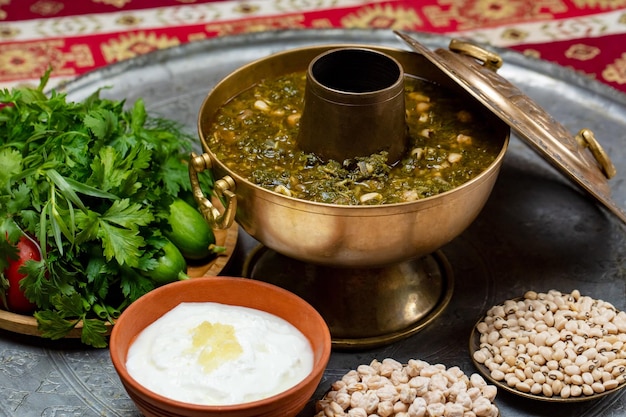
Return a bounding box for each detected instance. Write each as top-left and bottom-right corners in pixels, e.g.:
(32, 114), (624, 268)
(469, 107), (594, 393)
(196, 44), (510, 268)
(109, 276), (331, 417)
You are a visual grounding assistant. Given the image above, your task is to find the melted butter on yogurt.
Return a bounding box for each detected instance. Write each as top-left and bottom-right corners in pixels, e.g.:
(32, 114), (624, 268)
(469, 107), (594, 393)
(190, 321), (243, 373)
(126, 302), (314, 406)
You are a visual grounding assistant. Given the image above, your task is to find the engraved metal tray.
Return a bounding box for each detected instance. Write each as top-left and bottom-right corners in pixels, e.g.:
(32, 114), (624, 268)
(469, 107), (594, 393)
(1, 29), (626, 417)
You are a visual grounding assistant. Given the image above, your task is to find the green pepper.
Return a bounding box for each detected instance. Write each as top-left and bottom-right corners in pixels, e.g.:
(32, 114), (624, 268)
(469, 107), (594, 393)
(145, 239), (189, 285)
(165, 199), (216, 260)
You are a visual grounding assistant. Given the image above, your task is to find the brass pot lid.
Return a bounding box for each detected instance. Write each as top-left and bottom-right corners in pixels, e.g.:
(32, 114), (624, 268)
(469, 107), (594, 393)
(395, 31), (626, 224)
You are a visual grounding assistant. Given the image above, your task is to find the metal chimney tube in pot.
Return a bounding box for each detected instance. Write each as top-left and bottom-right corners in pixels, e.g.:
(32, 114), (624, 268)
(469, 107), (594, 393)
(297, 48), (407, 164)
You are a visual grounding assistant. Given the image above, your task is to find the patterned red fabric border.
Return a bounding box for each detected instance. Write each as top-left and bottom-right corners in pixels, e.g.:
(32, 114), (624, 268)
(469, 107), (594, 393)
(0, 0), (625, 95)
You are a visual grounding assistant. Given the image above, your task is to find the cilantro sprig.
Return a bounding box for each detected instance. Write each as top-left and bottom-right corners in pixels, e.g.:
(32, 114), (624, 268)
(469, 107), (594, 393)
(0, 74), (212, 347)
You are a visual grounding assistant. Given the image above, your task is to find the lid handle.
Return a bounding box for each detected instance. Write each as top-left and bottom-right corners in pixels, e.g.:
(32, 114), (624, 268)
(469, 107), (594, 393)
(449, 39), (503, 71)
(576, 129), (617, 179)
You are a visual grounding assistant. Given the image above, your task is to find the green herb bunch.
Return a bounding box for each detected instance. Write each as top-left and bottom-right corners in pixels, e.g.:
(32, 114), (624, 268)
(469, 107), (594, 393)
(0, 73), (212, 347)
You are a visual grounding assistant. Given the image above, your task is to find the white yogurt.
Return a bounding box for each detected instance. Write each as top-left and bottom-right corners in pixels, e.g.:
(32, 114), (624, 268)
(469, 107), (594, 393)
(125, 302), (314, 405)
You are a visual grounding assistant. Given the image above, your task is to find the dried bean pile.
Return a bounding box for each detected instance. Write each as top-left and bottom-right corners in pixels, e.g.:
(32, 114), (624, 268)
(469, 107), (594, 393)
(473, 289), (626, 399)
(315, 358), (499, 417)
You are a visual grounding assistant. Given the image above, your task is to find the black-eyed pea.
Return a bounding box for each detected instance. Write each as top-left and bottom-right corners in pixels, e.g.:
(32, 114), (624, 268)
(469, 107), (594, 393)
(542, 383), (554, 397)
(571, 374), (584, 386)
(602, 321), (619, 334)
(612, 365), (626, 378)
(472, 350), (489, 365)
(564, 320), (578, 333)
(551, 379), (563, 395)
(602, 371), (613, 383)
(532, 354), (546, 366)
(570, 384), (583, 397)
(546, 301), (558, 313)
(515, 381), (531, 393)
(530, 362), (542, 373)
(537, 346), (554, 364)
(487, 361), (500, 373)
(580, 361), (595, 373)
(530, 382), (542, 395)
(492, 354), (504, 365)
(532, 371), (546, 384)
(574, 354), (588, 366)
(517, 335), (530, 345)
(582, 384), (594, 396)
(505, 375), (521, 388)
(604, 379), (620, 390)
(476, 322), (489, 334)
(582, 372), (594, 385)
(535, 322), (549, 333)
(591, 381), (606, 394)
(524, 290), (538, 300)
(489, 369), (505, 381)
(548, 369), (564, 381)
(494, 338), (509, 349)
(504, 356), (516, 367)
(597, 354), (610, 367)
(561, 384), (571, 398)
(524, 366), (535, 380)
(526, 343), (539, 356)
(514, 368), (526, 381)
(591, 368), (603, 382)
(553, 317), (568, 332)
(546, 360), (560, 370)
(546, 333), (561, 346)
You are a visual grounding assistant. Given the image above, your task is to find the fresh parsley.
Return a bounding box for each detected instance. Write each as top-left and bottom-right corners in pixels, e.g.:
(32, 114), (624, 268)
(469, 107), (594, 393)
(0, 74), (212, 347)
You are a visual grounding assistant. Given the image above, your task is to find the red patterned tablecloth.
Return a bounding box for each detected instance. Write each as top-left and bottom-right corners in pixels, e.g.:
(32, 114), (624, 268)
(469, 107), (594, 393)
(0, 0), (625, 95)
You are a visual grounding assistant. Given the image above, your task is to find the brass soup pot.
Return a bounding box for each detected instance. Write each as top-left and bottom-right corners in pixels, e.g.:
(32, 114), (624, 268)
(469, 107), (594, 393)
(195, 45), (510, 268)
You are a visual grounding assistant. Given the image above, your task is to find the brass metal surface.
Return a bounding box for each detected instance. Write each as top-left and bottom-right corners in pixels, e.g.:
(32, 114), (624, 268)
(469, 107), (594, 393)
(189, 152), (237, 229)
(243, 245), (454, 349)
(395, 31), (626, 224)
(297, 47), (407, 163)
(195, 44), (510, 268)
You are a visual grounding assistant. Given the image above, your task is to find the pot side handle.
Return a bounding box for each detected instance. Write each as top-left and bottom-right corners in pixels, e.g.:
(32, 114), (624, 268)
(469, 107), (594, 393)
(189, 152), (237, 230)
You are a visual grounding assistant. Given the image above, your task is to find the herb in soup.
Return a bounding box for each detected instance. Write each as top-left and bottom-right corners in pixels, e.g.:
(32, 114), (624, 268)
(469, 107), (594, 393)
(207, 72), (502, 205)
